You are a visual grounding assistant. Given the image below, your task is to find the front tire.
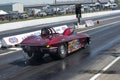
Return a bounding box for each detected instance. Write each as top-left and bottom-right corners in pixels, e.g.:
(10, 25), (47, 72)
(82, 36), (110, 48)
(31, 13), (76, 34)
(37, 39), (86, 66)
(50, 44), (67, 60)
(83, 38), (90, 49)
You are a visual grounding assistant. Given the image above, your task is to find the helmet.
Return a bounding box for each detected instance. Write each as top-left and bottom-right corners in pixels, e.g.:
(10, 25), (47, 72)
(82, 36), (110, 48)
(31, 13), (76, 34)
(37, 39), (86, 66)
(41, 28), (50, 36)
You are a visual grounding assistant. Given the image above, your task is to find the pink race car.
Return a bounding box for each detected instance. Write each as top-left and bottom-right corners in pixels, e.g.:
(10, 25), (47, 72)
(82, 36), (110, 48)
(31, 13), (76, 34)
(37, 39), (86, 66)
(21, 27), (90, 61)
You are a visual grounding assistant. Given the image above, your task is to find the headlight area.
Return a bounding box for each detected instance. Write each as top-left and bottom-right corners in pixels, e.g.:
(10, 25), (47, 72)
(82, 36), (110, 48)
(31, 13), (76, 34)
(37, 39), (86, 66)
(46, 44), (58, 53)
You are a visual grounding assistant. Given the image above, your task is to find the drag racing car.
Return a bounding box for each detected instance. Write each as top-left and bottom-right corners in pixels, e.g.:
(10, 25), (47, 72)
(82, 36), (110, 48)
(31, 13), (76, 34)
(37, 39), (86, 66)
(21, 26), (90, 61)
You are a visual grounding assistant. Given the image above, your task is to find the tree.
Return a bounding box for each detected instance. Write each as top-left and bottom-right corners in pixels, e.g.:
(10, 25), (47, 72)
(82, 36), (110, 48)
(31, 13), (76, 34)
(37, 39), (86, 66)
(115, 0), (120, 7)
(115, 0), (120, 4)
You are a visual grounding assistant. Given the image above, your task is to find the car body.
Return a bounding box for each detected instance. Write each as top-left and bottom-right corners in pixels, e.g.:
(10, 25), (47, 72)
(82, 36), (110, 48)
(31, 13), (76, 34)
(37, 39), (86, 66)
(8, 11), (18, 20)
(21, 27), (90, 61)
(19, 13), (28, 19)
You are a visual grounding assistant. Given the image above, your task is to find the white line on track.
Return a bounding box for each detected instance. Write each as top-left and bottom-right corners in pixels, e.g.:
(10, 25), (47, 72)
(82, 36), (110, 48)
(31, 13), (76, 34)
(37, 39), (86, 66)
(89, 57), (120, 80)
(0, 51), (17, 56)
(80, 20), (120, 33)
(0, 48), (22, 56)
(97, 16), (120, 22)
(9, 48), (22, 51)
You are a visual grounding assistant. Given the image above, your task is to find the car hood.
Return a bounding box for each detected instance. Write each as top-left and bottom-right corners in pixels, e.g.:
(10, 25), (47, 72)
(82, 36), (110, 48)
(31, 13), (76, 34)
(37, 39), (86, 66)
(21, 36), (50, 46)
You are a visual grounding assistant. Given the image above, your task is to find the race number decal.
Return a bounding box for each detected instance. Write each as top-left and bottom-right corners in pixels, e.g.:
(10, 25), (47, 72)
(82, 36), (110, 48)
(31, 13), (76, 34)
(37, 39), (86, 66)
(68, 39), (80, 53)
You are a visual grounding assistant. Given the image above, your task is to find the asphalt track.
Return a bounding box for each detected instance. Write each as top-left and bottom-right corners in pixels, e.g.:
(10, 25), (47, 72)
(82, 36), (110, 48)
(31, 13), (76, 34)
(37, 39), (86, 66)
(0, 14), (120, 80)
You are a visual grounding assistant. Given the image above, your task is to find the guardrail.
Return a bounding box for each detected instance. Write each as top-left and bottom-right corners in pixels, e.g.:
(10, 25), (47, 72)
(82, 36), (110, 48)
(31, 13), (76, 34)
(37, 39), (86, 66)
(1, 25), (68, 48)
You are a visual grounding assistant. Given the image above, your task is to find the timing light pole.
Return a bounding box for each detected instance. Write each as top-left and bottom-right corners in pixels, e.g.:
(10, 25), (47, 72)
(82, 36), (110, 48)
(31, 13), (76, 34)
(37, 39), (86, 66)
(54, 1), (82, 24)
(75, 4), (81, 25)
(54, 0), (57, 15)
(55, 0), (57, 4)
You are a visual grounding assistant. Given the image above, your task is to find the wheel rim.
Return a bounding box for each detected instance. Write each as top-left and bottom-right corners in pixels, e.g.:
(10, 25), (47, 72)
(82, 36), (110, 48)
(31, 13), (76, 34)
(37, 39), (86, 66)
(60, 45), (66, 55)
(59, 45), (67, 59)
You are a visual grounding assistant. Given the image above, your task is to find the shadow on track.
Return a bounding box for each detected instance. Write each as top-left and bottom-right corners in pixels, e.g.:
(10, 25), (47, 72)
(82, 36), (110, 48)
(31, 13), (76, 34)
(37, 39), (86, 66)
(9, 46), (91, 67)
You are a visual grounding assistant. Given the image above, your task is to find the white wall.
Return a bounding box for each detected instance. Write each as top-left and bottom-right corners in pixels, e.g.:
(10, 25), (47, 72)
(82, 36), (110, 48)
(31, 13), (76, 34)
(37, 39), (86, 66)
(12, 3), (24, 13)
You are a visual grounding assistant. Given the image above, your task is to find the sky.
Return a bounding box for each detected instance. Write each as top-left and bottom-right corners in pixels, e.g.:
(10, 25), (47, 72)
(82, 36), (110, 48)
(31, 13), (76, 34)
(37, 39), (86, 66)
(0, 0), (115, 5)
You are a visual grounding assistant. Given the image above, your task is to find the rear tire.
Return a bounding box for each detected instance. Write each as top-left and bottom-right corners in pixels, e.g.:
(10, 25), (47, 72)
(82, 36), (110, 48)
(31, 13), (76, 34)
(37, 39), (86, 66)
(25, 52), (44, 61)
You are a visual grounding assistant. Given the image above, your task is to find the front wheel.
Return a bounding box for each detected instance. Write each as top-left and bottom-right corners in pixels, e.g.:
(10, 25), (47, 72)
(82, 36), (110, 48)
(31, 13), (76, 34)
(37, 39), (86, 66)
(50, 44), (67, 60)
(58, 44), (67, 59)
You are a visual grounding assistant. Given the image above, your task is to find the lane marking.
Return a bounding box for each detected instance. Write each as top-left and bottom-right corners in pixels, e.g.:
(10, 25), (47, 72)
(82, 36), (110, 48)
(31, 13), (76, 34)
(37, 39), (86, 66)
(0, 48), (22, 56)
(9, 48), (22, 51)
(97, 16), (120, 22)
(89, 57), (120, 80)
(0, 51), (17, 56)
(80, 20), (120, 33)
(81, 16), (120, 80)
